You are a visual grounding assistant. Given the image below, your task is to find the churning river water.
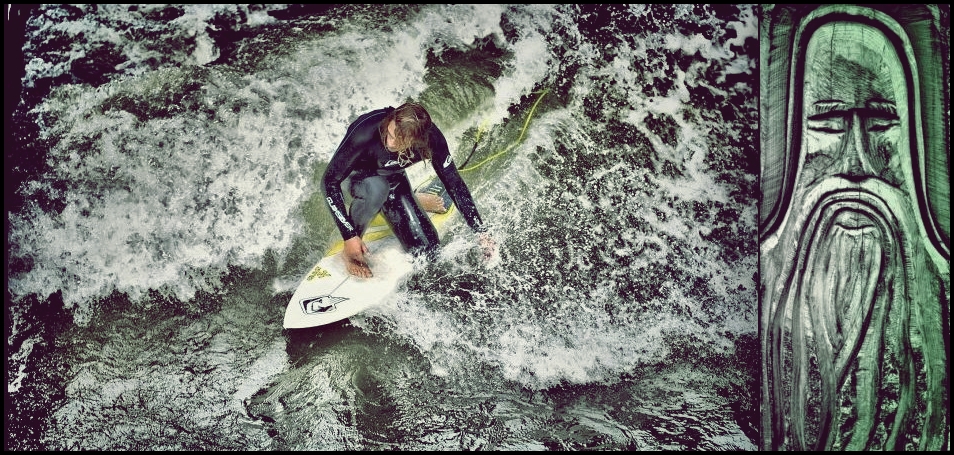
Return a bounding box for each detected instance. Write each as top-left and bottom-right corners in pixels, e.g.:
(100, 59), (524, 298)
(6, 4), (759, 450)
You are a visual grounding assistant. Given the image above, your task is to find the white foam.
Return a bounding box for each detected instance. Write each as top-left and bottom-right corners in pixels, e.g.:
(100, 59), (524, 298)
(233, 340), (289, 403)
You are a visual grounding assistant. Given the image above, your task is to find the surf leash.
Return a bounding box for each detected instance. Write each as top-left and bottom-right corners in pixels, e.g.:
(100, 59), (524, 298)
(412, 87), (548, 197)
(459, 116), (492, 169)
(459, 87), (548, 174)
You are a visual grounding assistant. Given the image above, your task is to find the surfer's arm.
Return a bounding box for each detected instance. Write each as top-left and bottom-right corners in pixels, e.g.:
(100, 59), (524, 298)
(322, 139), (363, 241)
(429, 129), (486, 234)
(433, 151), (497, 262)
(323, 144), (373, 278)
(322, 110), (392, 241)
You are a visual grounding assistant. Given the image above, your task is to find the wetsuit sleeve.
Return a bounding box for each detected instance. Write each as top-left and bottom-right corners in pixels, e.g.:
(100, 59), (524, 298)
(429, 128), (487, 233)
(322, 125), (364, 241)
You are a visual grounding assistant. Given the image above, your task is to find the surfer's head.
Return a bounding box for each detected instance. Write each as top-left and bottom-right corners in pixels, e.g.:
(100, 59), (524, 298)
(381, 102), (432, 161)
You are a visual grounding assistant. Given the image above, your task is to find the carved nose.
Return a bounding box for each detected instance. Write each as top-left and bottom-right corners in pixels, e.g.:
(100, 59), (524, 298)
(839, 112), (875, 181)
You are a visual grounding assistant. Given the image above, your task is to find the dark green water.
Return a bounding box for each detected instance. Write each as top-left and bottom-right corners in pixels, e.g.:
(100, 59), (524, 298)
(7, 4), (759, 450)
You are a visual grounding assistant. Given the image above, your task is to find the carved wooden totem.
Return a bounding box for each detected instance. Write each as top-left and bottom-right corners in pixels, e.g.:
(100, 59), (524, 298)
(759, 5), (949, 451)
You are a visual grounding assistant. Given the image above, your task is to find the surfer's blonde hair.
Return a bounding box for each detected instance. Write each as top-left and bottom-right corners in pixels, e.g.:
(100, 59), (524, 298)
(380, 102), (432, 162)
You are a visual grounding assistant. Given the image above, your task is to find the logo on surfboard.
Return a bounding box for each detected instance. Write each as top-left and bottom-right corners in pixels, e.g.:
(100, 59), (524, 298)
(306, 265), (332, 281)
(300, 295), (347, 314)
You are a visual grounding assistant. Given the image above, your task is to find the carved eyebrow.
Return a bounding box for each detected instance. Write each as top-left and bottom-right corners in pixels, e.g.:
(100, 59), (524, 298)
(865, 100), (897, 116)
(808, 100), (849, 116)
(807, 100), (898, 118)
(808, 100), (851, 120)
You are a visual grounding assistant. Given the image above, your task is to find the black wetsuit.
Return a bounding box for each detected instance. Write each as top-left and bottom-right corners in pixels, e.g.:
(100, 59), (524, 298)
(322, 107), (485, 256)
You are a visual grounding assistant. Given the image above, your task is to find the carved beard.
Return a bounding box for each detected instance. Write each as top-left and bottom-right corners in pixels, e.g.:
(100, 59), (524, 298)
(761, 177), (949, 451)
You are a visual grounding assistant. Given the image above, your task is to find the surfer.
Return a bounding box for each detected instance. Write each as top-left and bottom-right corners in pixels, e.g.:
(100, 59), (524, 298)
(323, 102), (497, 277)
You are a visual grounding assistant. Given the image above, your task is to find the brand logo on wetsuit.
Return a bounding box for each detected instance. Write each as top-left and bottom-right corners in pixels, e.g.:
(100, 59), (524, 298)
(443, 155), (453, 168)
(326, 196), (353, 230)
(383, 159), (401, 168)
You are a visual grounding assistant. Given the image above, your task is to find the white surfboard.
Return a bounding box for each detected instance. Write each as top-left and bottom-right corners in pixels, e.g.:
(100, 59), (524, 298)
(283, 180), (454, 329)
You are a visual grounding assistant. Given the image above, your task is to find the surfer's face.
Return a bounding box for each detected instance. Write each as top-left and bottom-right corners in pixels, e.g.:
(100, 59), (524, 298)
(385, 121), (408, 153)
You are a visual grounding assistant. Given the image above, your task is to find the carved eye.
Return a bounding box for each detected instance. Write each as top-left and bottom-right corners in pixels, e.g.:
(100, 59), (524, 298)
(866, 117), (899, 132)
(808, 117), (847, 134)
(806, 116), (846, 134)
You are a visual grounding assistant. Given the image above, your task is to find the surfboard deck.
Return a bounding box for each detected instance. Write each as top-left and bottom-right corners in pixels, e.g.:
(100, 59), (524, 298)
(283, 178), (454, 329)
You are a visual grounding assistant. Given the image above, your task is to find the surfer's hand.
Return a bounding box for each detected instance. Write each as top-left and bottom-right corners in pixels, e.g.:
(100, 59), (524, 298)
(477, 232), (499, 266)
(343, 237), (372, 278)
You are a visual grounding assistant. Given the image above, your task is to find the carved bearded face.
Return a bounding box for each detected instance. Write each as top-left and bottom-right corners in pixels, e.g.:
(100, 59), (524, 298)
(762, 18), (948, 451)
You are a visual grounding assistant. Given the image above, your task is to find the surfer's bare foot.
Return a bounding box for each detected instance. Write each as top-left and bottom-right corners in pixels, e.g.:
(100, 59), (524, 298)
(416, 192), (447, 214)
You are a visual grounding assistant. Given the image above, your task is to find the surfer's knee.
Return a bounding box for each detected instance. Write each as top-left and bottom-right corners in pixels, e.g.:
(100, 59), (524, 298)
(350, 175), (389, 204)
(349, 175), (390, 232)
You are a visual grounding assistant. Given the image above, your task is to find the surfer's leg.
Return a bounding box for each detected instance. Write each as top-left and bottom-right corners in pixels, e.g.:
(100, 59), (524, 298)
(349, 174), (389, 235)
(381, 174), (440, 259)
